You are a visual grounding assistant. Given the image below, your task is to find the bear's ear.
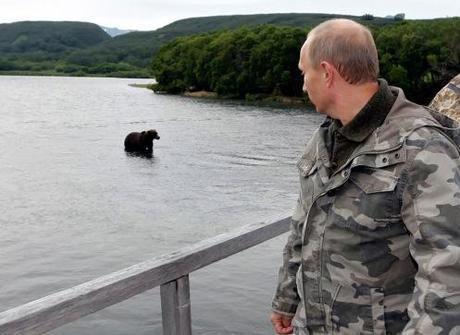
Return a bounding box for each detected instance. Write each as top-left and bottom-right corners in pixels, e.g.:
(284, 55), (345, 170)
(141, 131), (146, 135)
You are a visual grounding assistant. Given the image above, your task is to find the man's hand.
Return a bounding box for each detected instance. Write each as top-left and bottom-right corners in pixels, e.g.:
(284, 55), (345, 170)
(270, 311), (294, 334)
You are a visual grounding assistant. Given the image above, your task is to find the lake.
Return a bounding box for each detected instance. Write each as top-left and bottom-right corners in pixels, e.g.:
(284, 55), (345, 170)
(0, 76), (323, 334)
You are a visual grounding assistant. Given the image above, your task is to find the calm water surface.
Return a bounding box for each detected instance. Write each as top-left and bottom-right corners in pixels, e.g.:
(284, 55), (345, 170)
(0, 76), (323, 334)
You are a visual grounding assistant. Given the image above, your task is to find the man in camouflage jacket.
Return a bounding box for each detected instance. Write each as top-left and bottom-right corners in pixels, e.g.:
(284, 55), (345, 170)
(271, 20), (460, 335)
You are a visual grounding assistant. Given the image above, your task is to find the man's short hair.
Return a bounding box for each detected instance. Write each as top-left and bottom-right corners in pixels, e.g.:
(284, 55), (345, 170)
(307, 19), (379, 84)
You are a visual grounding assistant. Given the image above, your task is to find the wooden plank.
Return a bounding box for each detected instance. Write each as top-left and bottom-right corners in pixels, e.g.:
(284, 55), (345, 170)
(161, 276), (191, 335)
(0, 214), (291, 335)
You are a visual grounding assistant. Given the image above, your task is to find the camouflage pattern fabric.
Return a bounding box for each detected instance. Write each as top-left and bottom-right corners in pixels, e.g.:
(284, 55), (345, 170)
(273, 86), (460, 334)
(429, 74), (460, 122)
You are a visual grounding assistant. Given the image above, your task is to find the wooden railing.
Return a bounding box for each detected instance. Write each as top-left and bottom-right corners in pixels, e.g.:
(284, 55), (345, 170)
(0, 215), (291, 335)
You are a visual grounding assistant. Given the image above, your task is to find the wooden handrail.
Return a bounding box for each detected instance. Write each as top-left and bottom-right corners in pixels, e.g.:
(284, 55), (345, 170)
(0, 214), (291, 335)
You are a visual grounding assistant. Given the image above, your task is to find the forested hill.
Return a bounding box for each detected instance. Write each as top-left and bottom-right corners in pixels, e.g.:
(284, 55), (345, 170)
(158, 12), (395, 34)
(0, 13), (398, 77)
(66, 13), (396, 70)
(0, 21), (110, 54)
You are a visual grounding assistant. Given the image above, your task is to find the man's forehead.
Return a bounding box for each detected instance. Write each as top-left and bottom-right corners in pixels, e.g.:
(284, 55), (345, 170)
(298, 42), (309, 69)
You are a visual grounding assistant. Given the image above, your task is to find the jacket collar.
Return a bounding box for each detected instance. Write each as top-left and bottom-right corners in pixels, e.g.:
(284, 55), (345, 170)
(310, 86), (460, 169)
(336, 79), (396, 142)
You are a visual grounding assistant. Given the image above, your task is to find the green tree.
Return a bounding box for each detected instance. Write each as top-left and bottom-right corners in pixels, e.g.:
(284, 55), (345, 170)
(151, 25), (305, 98)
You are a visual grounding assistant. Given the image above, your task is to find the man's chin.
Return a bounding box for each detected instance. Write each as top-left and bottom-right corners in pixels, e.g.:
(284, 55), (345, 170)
(315, 106), (325, 115)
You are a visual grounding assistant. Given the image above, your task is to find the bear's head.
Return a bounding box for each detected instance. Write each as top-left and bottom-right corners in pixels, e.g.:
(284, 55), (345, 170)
(146, 129), (160, 140)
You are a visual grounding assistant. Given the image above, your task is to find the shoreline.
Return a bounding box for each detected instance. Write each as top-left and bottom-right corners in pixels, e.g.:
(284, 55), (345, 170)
(0, 71), (151, 79)
(168, 89), (309, 108)
(0, 73), (311, 109)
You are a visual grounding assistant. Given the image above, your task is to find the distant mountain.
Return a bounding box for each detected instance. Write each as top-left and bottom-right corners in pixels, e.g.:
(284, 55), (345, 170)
(0, 21), (110, 56)
(67, 13), (397, 69)
(158, 12), (395, 34)
(100, 26), (134, 37)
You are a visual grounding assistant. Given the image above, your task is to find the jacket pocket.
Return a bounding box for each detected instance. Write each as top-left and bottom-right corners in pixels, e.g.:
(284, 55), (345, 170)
(297, 159), (319, 212)
(346, 167), (402, 227)
(330, 284), (382, 335)
(297, 156), (317, 178)
(349, 167), (397, 194)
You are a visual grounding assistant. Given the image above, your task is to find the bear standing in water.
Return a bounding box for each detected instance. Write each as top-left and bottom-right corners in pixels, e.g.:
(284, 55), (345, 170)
(124, 129), (160, 154)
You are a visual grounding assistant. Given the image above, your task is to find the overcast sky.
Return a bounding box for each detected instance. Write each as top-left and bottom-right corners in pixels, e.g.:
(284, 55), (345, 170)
(0, 0), (458, 31)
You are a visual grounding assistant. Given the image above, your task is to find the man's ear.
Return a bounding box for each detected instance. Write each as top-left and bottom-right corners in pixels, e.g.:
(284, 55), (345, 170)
(320, 61), (335, 87)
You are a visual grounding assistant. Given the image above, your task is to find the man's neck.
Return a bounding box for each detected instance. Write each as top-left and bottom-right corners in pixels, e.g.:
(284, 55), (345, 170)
(332, 81), (379, 126)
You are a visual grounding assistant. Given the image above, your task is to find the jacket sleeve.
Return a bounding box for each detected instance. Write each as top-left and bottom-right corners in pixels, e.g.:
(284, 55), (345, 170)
(401, 130), (460, 335)
(272, 196), (306, 315)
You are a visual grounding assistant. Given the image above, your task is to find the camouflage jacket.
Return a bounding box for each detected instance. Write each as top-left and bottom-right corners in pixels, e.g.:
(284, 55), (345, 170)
(273, 86), (460, 335)
(429, 73), (460, 123)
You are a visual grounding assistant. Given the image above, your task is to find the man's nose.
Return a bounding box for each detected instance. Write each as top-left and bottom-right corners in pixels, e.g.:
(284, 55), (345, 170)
(302, 83), (308, 93)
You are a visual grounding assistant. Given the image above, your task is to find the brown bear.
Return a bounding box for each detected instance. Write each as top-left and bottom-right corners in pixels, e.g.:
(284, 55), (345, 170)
(124, 129), (160, 154)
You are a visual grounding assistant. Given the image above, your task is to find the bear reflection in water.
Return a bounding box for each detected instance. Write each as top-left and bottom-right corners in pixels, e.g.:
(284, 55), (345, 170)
(124, 129), (160, 157)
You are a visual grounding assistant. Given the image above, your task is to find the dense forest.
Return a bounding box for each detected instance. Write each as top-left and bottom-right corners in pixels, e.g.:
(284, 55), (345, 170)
(375, 19), (459, 102)
(152, 25), (305, 98)
(152, 18), (460, 104)
(0, 14), (397, 78)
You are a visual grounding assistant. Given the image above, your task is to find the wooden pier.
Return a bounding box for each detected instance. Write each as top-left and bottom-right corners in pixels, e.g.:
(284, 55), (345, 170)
(0, 214), (291, 335)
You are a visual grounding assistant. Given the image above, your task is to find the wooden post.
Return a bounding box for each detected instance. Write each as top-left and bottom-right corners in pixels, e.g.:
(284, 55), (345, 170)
(160, 275), (192, 335)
